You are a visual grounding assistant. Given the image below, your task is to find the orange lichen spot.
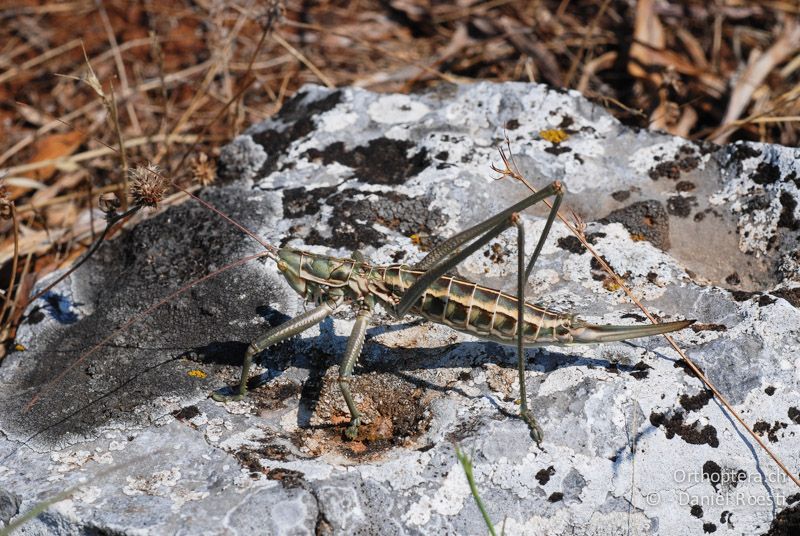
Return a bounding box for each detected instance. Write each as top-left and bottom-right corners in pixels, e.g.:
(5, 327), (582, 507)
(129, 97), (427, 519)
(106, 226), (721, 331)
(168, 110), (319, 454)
(188, 369), (207, 379)
(540, 129), (569, 144)
(630, 233), (647, 241)
(410, 233), (421, 245)
(14, 343), (26, 351)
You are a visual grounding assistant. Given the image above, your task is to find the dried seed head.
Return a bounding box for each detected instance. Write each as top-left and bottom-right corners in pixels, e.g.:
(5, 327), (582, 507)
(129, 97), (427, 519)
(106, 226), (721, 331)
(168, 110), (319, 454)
(129, 164), (170, 208)
(259, 1), (285, 32)
(190, 153), (216, 187)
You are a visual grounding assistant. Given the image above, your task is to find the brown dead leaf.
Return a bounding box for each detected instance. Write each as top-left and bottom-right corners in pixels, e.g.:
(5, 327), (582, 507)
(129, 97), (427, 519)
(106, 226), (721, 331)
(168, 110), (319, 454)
(23, 131), (85, 183)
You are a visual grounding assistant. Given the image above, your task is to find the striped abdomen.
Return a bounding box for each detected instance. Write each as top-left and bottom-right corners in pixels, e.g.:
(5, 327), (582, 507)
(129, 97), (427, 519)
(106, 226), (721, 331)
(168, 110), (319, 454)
(379, 266), (569, 347)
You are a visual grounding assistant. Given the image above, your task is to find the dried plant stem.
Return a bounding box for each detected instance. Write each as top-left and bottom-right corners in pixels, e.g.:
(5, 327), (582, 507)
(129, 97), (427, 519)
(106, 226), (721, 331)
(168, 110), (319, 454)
(455, 445), (498, 536)
(0, 38), (83, 85)
(496, 144), (800, 489)
(285, 20), (464, 85)
(563, 0), (612, 88)
(272, 33), (335, 89)
(172, 14), (276, 174)
(108, 85), (129, 209)
(0, 204), (20, 340)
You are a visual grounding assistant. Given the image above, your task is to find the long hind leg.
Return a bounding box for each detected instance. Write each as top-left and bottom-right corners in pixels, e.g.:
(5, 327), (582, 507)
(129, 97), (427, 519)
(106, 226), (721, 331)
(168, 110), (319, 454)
(394, 181), (564, 443)
(338, 307), (372, 439)
(512, 183), (562, 444)
(212, 301), (335, 402)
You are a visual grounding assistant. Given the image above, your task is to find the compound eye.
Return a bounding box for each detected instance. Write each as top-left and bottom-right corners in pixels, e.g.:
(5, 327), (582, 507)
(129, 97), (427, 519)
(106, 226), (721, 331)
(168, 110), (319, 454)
(277, 260), (289, 272)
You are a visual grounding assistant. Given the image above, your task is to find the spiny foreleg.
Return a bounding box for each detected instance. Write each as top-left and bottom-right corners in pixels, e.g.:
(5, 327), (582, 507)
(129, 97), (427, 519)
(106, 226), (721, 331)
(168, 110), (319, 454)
(211, 301), (335, 402)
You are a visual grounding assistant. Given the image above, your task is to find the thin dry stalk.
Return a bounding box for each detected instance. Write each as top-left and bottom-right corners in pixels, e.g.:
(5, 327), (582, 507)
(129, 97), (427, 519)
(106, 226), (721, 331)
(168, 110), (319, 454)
(95, 0), (141, 134)
(171, 13), (279, 175)
(108, 84), (128, 208)
(272, 33), (335, 89)
(493, 141), (800, 489)
(0, 201), (19, 344)
(563, 0), (612, 88)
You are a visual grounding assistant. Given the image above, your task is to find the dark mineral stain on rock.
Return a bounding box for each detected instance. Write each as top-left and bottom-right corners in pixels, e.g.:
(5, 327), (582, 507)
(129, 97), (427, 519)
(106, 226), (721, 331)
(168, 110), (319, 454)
(753, 420), (788, 443)
(544, 145), (572, 156)
(266, 468), (307, 489)
(248, 90), (344, 176)
(611, 190), (631, 202)
(676, 180), (696, 192)
(789, 407), (800, 424)
(650, 411), (719, 447)
(679, 390), (713, 412)
(556, 235), (584, 254)
(536, 466), (556, 485)
(690, 323), (727, 333)
(730, 144), (761, 161)
(751, 161), (781, 185)
(778, 191), (799, 230)
(172, 405), (200, 421)
(282, 185), (337, 218)
(282, 186), (446, 251)
(547, 492), (564, 503)
(304, 138), (430, 185)
(758, 294), (776, 307)
(766, 503), (800, 536)
(690, 504), (703, 518)
(667, 195), (696, 218)
(601, 200), (670, 250)
(648, 147), (700, 181)
(703, 522), (717, 533)
(773, 288), (800, 308)
(630, 361), (652, 380)
(703, 460), (722, 492)
(730, 289), (757, 302)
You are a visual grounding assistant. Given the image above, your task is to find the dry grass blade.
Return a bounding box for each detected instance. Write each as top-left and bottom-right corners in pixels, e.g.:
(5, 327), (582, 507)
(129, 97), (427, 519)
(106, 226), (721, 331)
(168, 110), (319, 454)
(494, 140), (800, 489)
(713, 19), (800, 144)
(0, 190), (19, 345)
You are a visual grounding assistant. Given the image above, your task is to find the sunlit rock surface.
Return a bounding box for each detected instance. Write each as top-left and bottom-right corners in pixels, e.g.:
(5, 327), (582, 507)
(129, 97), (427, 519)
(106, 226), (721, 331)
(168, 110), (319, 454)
(2, 83), (799, 535)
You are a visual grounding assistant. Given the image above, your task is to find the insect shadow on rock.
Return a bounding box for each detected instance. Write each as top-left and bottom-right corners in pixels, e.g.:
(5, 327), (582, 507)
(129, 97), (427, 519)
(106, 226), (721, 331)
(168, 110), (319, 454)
(210, 180), (694, 444)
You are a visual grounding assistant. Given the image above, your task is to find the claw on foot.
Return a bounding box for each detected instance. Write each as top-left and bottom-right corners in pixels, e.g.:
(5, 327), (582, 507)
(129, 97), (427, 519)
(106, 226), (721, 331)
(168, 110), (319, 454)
(211, 390), (246, 403)
(520, 409), (544, 446)
(344, 418), (361, 440)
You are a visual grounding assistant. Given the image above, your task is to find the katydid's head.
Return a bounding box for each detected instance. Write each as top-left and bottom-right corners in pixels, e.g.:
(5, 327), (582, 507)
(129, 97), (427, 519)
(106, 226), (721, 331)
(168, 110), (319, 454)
(276, 248), (310, 299)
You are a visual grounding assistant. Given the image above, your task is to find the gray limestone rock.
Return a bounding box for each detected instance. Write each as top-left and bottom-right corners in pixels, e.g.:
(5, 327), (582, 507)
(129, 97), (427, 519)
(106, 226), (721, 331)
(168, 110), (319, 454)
(2, 82), (799, 535)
